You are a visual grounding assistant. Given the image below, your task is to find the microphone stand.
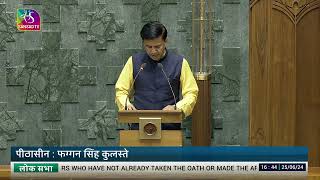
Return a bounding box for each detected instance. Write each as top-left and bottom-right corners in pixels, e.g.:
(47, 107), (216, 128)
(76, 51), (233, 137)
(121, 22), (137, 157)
(157, 63), (177, 110)
(125, 63), (146, 110)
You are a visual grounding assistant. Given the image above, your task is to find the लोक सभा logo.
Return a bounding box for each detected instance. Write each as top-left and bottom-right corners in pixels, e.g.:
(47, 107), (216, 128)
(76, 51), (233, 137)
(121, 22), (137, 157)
(16, 9), (41, 31)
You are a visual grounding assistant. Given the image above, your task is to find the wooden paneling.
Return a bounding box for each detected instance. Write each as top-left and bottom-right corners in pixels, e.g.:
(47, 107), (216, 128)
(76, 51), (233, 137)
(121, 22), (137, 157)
(309, 167), (320, 178)
(270, 8), (296, 145)
(296, 5), (320, 167)
(249, 0), (271, 145)
(250, 0), (320, 166)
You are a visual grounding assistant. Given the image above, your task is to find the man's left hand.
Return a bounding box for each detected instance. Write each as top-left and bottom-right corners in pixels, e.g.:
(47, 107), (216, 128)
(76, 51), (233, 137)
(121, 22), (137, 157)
(162, 105), (175, 111)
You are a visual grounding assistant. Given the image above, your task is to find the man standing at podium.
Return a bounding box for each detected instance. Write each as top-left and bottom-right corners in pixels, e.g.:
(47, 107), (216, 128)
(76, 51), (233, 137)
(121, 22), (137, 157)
(115, 21), (198, 130)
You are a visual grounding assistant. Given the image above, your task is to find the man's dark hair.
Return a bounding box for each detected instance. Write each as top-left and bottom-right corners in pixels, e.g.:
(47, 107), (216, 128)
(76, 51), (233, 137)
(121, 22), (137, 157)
(140, 21), (167, 40)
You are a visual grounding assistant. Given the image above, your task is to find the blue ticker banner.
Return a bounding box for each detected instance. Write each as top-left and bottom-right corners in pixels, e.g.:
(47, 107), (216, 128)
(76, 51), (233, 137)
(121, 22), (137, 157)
(11, 146), (308, 162)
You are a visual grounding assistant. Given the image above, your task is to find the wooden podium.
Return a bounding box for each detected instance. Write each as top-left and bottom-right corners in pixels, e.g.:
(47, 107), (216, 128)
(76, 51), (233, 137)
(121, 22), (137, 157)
(118, 110), (183, 146)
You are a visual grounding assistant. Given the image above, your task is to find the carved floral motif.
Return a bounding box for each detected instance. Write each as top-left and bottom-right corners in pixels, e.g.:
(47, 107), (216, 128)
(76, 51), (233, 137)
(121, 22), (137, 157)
(279, 0), (308, 15)
(272, 0), (319, 23)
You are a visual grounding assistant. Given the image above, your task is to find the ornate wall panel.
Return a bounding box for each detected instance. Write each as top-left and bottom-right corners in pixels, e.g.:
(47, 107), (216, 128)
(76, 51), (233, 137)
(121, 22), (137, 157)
(296, 1), (320, 167)
(250, 0), (320, 166)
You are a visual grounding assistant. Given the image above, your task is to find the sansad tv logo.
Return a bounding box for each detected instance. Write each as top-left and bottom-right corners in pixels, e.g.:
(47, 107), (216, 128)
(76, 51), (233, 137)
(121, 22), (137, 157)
(16, 9), (41, 31)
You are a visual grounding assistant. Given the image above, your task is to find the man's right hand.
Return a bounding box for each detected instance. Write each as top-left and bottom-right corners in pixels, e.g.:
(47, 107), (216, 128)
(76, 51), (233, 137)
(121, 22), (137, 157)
(126, 102), (137, 110)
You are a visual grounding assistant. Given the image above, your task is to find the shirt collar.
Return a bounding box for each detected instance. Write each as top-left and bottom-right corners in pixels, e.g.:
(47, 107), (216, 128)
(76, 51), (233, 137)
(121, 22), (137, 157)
(148, 48), (168, 64)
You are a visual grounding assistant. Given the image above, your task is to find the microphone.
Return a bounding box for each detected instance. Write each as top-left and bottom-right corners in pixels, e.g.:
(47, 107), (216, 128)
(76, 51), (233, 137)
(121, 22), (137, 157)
(125, 63), (147, 110)
(157, 63), (177, 110)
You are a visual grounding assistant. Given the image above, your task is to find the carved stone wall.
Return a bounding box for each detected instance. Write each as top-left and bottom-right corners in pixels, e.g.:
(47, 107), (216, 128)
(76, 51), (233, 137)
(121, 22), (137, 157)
(0, 0), (249, 164)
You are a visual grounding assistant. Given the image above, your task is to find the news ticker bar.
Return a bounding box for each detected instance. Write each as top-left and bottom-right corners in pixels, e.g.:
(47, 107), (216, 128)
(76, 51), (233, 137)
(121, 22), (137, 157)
(11, 162), (308, 178)
(11, 147), (308, 161)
